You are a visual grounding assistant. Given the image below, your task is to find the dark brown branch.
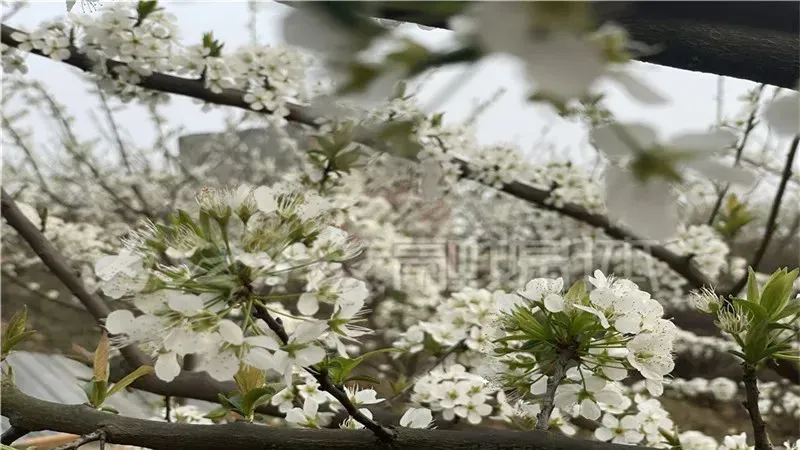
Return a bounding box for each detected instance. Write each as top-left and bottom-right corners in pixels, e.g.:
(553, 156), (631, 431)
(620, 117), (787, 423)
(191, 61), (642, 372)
(0, 380), (650, 450)
(363, 1), (800, 89)
(1, 425), (29, 445)
(725, 135), (800, 297)
(52, 430), (106, 450)
(535, 345), (576, 430)
(0, 25), (715, 292)
(251, 304), (395, 441)
(742, 363), (772, 450)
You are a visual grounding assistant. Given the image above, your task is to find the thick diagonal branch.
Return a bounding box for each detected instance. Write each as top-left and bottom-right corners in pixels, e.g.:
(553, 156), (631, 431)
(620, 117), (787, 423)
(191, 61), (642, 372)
(0, 380), (650, 450)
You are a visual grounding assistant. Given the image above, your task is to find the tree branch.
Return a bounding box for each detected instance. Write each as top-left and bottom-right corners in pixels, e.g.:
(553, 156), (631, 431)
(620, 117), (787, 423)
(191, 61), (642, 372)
(52, 430), (106, 450)
(707, 84), (765, 226)
(0, 380), (650, 450)
(535, 345), (577, 430)
(361, 1), (799, 89)
(1, 425), (29, 445)
(725, 135), (800, 297)
(741, 363), (772, 450)
(0, 24), (713, 292)
(251, 304), (395, 441)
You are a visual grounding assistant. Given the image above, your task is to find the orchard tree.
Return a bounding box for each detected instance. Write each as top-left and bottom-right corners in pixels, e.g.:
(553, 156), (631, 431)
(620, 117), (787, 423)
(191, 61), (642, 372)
(1, 2), (799, 450)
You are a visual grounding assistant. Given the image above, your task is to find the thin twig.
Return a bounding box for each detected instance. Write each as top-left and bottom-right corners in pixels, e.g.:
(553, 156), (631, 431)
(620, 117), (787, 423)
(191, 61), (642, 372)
(164, 396), (172, 422)
(52, 429), (106, 450)
(725, 135), (799, 297)
(742, 363), (772, 450)
(1, 425), (29, 445)
(707, 84), (765, 226)
(96, 84), (155, 217)
(251, 304), (396, 442)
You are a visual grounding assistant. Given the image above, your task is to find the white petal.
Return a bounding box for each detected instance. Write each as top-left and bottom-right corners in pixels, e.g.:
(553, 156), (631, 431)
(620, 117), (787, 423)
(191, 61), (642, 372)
(295, 345), (326, 366)
(523, 33), (606, 102)
(764, 92), (800, 137)
(155, 352), (181, 382)
(595, 390), (624, 407)
(682, 159), (754, 186)
(400, 407), (432, 428)
(133, 291), (168, 314)
(245, 347), (274, 370)
(591, 123), (658, 158)
(646, 379), (664, 396)
(204, 349), (240, 381)
(297, 293), (319, 316)
(668, 129), (737, 155)
(167, 293), (205, 315)
(252, 186), (277, 214)
(605, 166), (679, 241)
(291, 321), (327, 344)
(303, 397), (319, 416)
(285, 408), (305, 424)
(246, 334), (281, 351)
(614, 314), (641, 334)
(580, 398), (601, 420)
(217, 319), (244, 345)
(602, 365), (629, 381)
(543, 293), (564, 312)
(104, 310), (135, 335)
(607, 70), (669, 105)
(595, 427), (615, 441)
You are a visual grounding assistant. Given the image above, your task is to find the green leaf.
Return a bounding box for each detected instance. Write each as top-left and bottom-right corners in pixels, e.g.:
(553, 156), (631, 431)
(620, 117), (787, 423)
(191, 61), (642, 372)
(727, 349), (747, 360)
(746, 267), (760, 304)
(564, 280), (587, 304)
(327, 347), (404, 384)
(204, 406), (231, 420)
(2, 306), (35, 360)
(346, 374), (380, 385)
(217, 393), (242, 412)
(100, 405), (120, 414)
(337, 62), (383, 96)
(731, 298), (768, 322)
(761, 268), (798, 316)
(239, 386), (274, 418)
(85, 379), (108, 408)
(106, 365), (154, 398)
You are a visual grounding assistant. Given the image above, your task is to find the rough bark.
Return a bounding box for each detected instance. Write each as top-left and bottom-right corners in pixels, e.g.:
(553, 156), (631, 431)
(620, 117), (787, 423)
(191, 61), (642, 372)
(742, 363), (773, 450)
(1, 380), (650, 450)
(364, 1), (799, 89)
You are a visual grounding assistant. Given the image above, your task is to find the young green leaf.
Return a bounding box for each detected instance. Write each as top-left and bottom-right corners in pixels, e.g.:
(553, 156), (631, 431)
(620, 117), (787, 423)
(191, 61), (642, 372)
(105, 365), (154, 398)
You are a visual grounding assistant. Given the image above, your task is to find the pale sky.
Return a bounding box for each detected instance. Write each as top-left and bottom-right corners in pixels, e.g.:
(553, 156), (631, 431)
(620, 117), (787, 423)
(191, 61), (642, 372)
(2, 1), (788, 171)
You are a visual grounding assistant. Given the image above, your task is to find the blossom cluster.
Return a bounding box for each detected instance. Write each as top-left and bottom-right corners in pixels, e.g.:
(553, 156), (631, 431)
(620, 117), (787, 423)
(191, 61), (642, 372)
(101, 183), (364, 386)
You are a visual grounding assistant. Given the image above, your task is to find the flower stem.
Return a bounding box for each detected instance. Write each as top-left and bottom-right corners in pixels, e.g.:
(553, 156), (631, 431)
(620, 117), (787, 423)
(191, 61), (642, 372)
(742, 363), (772, 450)
(535, 346), (576, 431)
